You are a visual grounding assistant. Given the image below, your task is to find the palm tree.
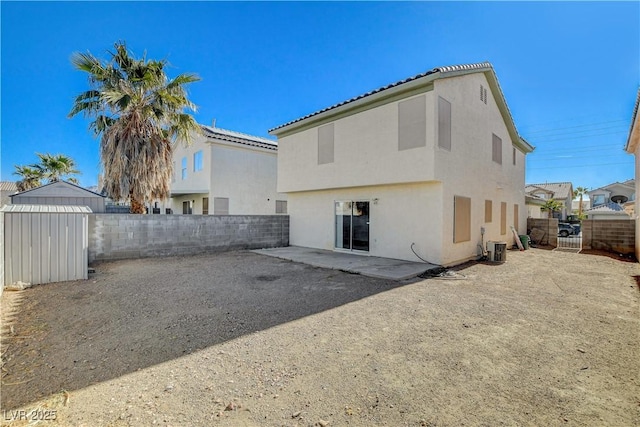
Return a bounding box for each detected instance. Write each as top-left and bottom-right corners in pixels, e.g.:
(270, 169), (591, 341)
(35, 153), (81, 184)
(13, 165), (43, 192)
(68, 42), (200, 213)
(574, 186), (588, 218)
(541, 198), (563, 219)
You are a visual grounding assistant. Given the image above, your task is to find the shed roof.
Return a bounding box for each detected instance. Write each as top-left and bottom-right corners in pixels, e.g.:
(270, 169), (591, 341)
(10, 180), (106, 199)
(0, 204), (93, 213)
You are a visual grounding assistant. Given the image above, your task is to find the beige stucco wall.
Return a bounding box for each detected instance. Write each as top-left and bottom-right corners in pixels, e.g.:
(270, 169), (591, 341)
(170, 134), (285, 215)
(277, 71), (527, 266)
(277, 91), (436, 193)
(288, 182), (444, 264)
(210, 144), (286, 215)
(527, 204), (543, 219)
(433, 73), (525, 264)
(171, 135), (212, 195)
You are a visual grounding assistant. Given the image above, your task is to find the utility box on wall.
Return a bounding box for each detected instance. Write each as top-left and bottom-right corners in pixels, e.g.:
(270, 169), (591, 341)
(2, 205), (91, 287)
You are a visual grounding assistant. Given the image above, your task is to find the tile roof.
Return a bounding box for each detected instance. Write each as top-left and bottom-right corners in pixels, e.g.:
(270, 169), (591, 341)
(525, 182), (573, 200)
(584, 202), (627, 214)
(588, 180), (635, 193)
(268, 62), (532, 154)
(202, 125), (277, 151)
(0, 181), (17, 192)
(625, 87), (640, 151)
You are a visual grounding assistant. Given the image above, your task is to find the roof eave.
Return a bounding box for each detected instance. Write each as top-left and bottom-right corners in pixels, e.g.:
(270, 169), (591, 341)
(624, 87), (640, 153)
(269, 73), (439, 138)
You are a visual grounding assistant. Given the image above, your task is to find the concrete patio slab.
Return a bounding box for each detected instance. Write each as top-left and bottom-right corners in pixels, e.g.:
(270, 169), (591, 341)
(252, 246), (439, 280)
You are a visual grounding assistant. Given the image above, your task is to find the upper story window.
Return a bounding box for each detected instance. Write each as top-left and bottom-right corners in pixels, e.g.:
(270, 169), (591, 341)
(181, 157), (187, 180)
(592, 194), (605, 206)
(318, 123), (334, 165)
(492, 134), (502, 164)
(194, 150), (203, 172)
(398, 95), (426, 151)
(437, 96), (451, 151)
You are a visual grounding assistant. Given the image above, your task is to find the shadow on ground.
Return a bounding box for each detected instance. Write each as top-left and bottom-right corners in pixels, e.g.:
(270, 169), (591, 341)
(1, 251), (414, 410)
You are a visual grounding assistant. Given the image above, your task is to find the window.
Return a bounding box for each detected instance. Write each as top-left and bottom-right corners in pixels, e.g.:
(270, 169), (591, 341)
(181, 157), (187, 180)
(182, 201), (192, 215)
(194, 150), (203, 172)
(485, 200), (492, 223)
(592, 194), (605, 206)
(492, 134), (502, 164)
(318, 123), (334, 165)
(202, 197), (209, 215)
(398, 95), (426, 151)
(214, 197), (229, 215)
(513, 147), (517, 165)
(453, 196), (471, 243)
(513, 204), (519, 232)
(500, 202), (507, 235)
(276, 200), (287, 214)
(438, 96), (451, 151)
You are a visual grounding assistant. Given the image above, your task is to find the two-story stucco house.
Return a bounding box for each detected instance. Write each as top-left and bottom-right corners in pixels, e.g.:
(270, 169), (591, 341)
(170, 125), (287, 215)
(524, 182), (574, 219)
(269, 62), (534, 266)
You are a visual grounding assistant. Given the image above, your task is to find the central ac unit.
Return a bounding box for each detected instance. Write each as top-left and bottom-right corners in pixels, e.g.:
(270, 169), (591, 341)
(486, 241), (507, 262)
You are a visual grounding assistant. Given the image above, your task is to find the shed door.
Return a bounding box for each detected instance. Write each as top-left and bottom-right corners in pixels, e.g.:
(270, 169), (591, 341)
(4, 212), (88, 286)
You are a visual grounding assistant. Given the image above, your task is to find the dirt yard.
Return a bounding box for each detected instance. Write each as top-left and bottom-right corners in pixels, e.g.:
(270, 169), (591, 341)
(1, 249), (638, 426)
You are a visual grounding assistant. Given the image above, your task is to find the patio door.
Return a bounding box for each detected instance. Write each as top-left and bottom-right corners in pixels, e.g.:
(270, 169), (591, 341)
(335, 201), (370, 252)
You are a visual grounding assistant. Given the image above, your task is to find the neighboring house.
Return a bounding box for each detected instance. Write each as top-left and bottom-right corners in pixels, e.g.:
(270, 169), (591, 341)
(571, 199), (591, 213)
(587, 179), (635, 209)
(269, 62), (534, 266)
(624, 87), (639, 261)
(10, 180), (106, 212)
(1, 181), (18, 207)
(524, 182), (574, 220)
(583, 202), (630, 220)
(525, 194), (546, 218)
(170, 125), (287, 215)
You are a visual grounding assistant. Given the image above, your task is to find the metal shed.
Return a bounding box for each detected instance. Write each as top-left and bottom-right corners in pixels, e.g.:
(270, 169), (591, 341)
(2, 204), (91, 287)
(10, 180), (106, 213)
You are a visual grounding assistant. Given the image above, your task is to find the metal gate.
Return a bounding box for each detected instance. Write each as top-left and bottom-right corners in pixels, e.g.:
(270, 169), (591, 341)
(2, 205), (90, 286)
(555, 223), (582, 252)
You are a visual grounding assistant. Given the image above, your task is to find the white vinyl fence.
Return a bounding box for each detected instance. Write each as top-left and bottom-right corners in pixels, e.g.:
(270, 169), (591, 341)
(2, 205), (90, 287)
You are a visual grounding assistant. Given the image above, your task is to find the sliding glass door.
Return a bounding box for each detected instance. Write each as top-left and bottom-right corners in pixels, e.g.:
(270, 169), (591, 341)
(335, 201), (369, 252)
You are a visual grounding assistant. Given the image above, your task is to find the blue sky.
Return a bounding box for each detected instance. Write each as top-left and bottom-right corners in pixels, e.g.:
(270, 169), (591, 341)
(1, 1), (638, 193)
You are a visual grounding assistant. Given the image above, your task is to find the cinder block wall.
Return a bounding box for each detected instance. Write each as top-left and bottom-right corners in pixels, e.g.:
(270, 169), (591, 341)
(582, 219), (635, 255)
(89, 214), (289, 262)
(527, 218), (558, 247)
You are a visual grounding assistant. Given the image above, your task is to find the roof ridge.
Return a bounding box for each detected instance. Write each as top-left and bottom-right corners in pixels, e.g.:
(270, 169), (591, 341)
(269, 61), (495, 133)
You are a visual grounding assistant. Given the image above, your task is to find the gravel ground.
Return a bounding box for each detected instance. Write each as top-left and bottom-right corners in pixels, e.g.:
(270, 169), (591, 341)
(1, 248), (638, 426)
